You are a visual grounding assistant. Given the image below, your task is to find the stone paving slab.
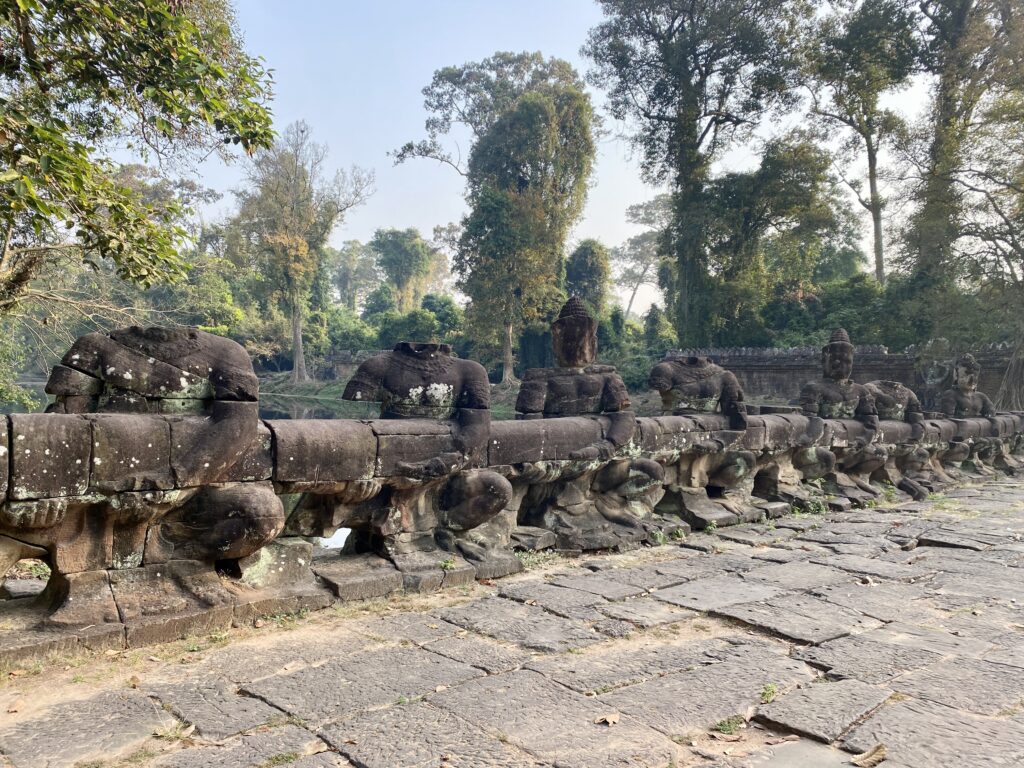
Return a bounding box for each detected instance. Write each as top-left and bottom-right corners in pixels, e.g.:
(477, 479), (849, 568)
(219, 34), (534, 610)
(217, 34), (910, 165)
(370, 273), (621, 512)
(715, 592), (881, 645)
(653, 574), (787, 611)
(590, 563), (690, 591)
(422, 633), (532, 674)
(596, 596), (697, 627)
(809, 581), (938, 623)
(431, 670), (680, 768)
(890, 656), (1024, 715)
(145, 680), (284, 741)
(436, 596), (601, 652)
(321, 700), (546, 767)
(242, 645), (484, 726)
(809, 553), (933, 581)
(599, 647), (815, 738)
(498, 579), (610, 620)
(756, 679), (891, 742)
(740, 561), (854, 590)
(0, 691), (175, 768)
(843, 697), (1024, 767)
(548, 573), (649, 600)
(524, 637), (730, 694)
(793, 634), (945, 683)
(860, 621), (995, 657)
(154, 724), (334, 768)
(351, 612), (462, 644)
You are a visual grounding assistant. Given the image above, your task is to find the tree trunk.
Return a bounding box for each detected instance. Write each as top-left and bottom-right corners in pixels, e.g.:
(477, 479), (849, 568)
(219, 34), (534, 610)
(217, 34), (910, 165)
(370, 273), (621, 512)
(624, 263), (650, 318)
(501, 322), (516, 384)
(291, 299), (310, 383)
(866, 141), (885, 284)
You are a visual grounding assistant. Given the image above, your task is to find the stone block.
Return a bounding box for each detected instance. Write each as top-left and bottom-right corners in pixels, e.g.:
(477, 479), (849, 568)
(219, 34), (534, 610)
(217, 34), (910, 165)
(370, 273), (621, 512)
(109, 560), (232, 622)
(0, 690), (175, 768)
(237, 537), (315, 591)
(153, 724), (328, 768)
(125, 605), (234, 648)
(654, 574), (786, 612)
(437, 596), (601, 653)
(8, 413), (90, 499)
(87, 414), (173, 492)
(509, 525), (556, 551)
(431, 670), (680, 768)
(392, 550), (476, 592)
(145, 679), (283, 741)
(270, 419), (376, 483)
(422, 634), (531, 674)
(539, 417), (603, 460)
(322, 701), (535, 768)
(313, 553), (404, 601)
(169, 401), (259, 487)
(757, 679), (891, 743)
(489, 419), (545, 464)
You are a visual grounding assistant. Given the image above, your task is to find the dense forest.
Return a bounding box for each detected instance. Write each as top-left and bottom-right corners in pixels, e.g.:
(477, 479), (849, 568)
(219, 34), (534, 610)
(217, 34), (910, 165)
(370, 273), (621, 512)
(0, 0), (1022, 408)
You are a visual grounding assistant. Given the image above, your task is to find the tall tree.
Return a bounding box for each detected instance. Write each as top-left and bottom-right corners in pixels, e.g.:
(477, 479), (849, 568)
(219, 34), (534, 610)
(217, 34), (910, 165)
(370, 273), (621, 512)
(906, 0), (1018, 318)
(613, 194), (672, 317)
(565, 239), (611, 315)
(230, 121), (372, 382)
(330, 240), (381, 312)
(401, 53), (596, 382)
(584, 0), (811, 346)
(369, 228), (438, 312)
(805, 0), (918, 283)
(0, 0), (273, 315)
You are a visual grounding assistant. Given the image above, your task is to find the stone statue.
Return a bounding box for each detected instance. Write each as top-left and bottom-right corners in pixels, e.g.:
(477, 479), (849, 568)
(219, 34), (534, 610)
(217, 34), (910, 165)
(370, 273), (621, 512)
(648, 355), (747, 429)
(796, 328), (886, 489)
(865, 380), (927, 499)
(342, 342), (514, 575)
(940, 353), (995, 418)
(514, 297), (666, 549)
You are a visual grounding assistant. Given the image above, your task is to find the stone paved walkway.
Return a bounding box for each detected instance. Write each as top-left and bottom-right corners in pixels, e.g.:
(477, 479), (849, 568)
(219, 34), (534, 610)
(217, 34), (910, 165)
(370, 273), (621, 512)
(4, 478), (1024, 767)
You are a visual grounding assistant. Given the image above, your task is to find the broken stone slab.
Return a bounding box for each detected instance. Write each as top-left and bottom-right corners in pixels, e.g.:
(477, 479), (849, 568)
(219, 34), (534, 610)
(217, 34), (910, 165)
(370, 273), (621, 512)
(430, 670), (681, 768)
(891, 656), (1024, 716)
(756, 679), (891, 742)
(154, 724), (331, 768)
(313, 553), (404, 602)
(843, 697), (1024, 767)
(320, 700), (541, 768)
(793, 634), (945, 684)
(0, 690), (175, 768)
(653, 574), (786, 612)
(525, 637), (729, 695)
(716, 595), (877, 645)
(599, 648), (815, 739)
(510, 525), (557, 551)
(809, 553), (934, 582)
(437, 596), (601, 653)
(145, 679), (284, 741)
(241, 645), (484, 726)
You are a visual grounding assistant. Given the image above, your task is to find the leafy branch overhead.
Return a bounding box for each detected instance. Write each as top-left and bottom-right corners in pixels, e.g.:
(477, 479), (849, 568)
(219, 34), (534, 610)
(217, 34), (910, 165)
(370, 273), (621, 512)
(0, 0), (275, 308)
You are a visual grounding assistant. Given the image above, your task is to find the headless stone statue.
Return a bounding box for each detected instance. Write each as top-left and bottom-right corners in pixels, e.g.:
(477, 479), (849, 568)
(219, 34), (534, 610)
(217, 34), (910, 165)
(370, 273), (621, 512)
(648, 355), (747, 430)
(342, 342), (513, 570)
(865, 380), (927, 500)
(515, 297), (665, 548)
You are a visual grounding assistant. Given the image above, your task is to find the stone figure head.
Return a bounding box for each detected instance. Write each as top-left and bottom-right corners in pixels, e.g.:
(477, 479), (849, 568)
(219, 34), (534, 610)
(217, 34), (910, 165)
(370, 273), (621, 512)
(822, 328), (854, 382)
(953, 353), (981, 393)
(551, 296), (597, 368)
(394, 341), (453, 359)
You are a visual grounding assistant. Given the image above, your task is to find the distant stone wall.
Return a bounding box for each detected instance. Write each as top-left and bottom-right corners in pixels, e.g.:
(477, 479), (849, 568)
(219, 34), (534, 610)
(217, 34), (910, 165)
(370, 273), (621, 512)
(670, 344), (1015, 408)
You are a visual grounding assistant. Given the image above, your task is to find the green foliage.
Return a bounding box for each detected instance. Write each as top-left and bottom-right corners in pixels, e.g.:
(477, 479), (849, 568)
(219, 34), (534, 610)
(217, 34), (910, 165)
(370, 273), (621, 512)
(421, 293), (463, 339)
(361, 284), (397, 322)
(369, 228), (438, 312)
(565, 239), (610, 315)
(376, 309), (439, 348)
(326, 306), (377, 351)
(0, 0), (274, 313)
(643, 305), (677, 357)
(715, 716), (745, 735)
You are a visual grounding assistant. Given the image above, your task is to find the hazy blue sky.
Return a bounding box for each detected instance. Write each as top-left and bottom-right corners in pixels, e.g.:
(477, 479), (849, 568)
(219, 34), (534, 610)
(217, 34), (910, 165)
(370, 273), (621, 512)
(200, 0), (666, 258)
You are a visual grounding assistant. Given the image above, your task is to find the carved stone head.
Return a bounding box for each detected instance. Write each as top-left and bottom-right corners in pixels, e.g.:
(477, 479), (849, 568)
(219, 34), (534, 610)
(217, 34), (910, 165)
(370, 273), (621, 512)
(551, 296), (597, 368)
(822, 328), (854, 382)
(953, 353), (981, 393)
